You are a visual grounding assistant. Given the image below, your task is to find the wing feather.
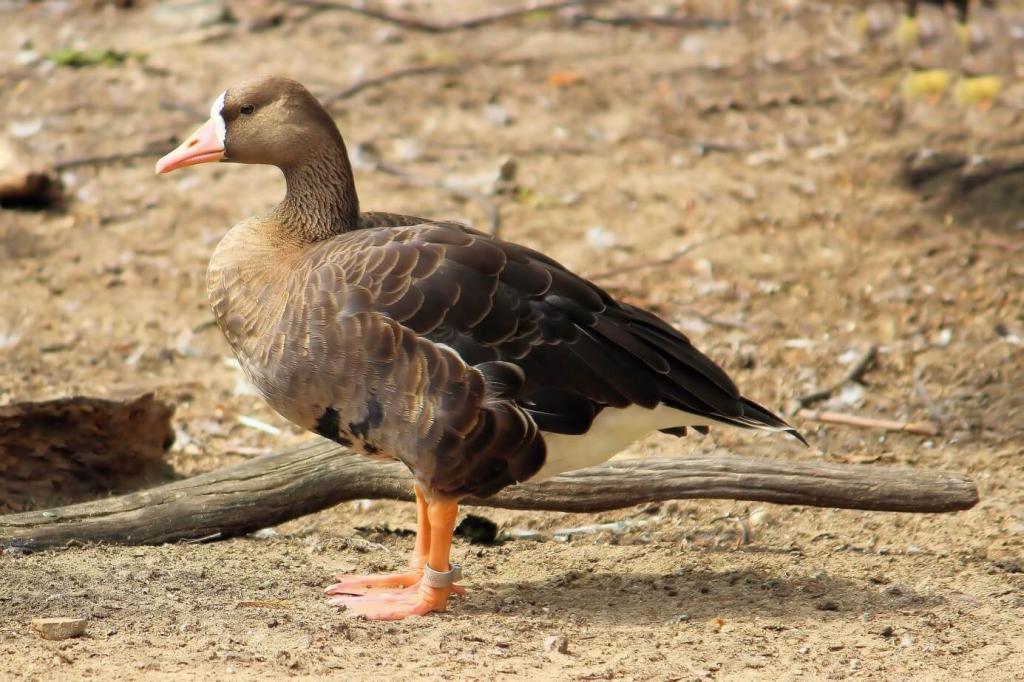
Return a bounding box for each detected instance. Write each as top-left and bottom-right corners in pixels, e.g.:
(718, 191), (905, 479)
(299, 220), (796, 497)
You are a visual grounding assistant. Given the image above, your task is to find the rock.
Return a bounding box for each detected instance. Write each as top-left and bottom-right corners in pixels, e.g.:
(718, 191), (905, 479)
(585, 226), (616, 252)
(9, 120), (43, 139)
(150, 0), (233, 30)
(543, 634), (568, 654)
(743, 654), (769, 669)
(0, 138), (63, 210)
(250, 528), (278, 540)
(483, 103), (513, 127)
(0, 393), (174, 513)
(748, 508), (773, 528)
(31, 617), (88, 640)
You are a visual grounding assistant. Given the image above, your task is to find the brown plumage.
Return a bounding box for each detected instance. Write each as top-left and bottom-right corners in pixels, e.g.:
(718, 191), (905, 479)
(157, 76), (802, 620)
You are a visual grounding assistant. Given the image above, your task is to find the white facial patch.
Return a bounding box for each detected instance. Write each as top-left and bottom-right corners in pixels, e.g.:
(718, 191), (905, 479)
(210, 90), (227, 146)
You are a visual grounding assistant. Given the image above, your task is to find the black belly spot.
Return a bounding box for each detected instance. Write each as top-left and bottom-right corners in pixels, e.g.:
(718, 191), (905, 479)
(367, 394), (384, 427)
(363, 443), (380, 454)
(315, 407), (341, 440)
(315, 407), (354, 446)
(349, 394), (385, 440)
(348, 420), (368, 440)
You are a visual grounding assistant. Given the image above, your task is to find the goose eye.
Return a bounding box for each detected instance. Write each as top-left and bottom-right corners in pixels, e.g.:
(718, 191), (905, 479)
(239, 104), (255, 115)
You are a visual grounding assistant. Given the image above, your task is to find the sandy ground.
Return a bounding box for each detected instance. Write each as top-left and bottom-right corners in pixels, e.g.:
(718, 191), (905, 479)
(1, 0), (1023, 679)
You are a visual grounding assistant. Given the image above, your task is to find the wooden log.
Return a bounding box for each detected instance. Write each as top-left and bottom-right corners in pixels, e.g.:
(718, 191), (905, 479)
(0, 393), (174, 513)
(0, 439), (977, 549)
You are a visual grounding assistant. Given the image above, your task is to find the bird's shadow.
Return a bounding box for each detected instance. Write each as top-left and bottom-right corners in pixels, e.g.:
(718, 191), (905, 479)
(462, 564), (943, 624)
(901, 150), (1024, 234)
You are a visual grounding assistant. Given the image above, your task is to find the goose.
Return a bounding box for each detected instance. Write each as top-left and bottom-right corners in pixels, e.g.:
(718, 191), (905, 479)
(156, 76), (803, 620)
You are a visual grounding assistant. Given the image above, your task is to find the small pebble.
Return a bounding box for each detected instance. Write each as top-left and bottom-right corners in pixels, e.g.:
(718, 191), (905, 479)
(249, 528), (278, 540)
(585, 226), (616, 251)
(743, 654), (768, 669)
(483, 103), (512, 127)
(501, 529), (543, 542)
(748, 508), (772, 528)
(543, 634), (568, 654)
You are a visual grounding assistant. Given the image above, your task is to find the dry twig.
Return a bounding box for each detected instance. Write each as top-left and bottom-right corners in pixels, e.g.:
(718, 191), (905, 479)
(325, 52), (557, 103)
(797, 409), (940, 436)
(53, 148), (164, 172)
(573, 12), (729, 29)
(678, 309), (753, 331)
(795, 345), (878, 409)
(294, 0), (609, 33)
(327, 63), (467, 102)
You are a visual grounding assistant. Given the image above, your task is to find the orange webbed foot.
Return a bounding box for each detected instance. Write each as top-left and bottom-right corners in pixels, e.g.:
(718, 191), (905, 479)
(324, 570), (422, 596)
(327, 492), (462, 619)
(325, 570), (465, 598)
(331, 584), (454, 621)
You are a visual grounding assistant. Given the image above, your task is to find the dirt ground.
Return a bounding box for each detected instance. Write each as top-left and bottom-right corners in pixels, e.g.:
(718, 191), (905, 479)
(2, 0), (1023, 679)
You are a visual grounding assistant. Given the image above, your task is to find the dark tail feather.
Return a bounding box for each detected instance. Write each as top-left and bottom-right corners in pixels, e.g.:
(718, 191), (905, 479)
(740, 397), (808, 446)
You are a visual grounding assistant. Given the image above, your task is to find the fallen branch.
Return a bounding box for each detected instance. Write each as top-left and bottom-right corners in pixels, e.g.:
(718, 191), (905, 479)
(797, 409), (940, 436)
(327, 63), (467, 102)
(294, 0), (608, 34)
(325, 52), (558, 103)
(795, 345), (878, 409)
(53, 148), (163, 172)
(573, 12), (730, 29)
(0, 439), (976, 549)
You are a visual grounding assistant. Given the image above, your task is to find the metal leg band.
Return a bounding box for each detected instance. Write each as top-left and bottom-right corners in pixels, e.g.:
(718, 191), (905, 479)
(421, 562), (462, 588)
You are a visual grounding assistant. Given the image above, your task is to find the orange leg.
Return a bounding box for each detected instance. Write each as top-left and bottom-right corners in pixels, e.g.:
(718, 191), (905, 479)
(325, 485), (432, 596)
(330, 495), (461, 620)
